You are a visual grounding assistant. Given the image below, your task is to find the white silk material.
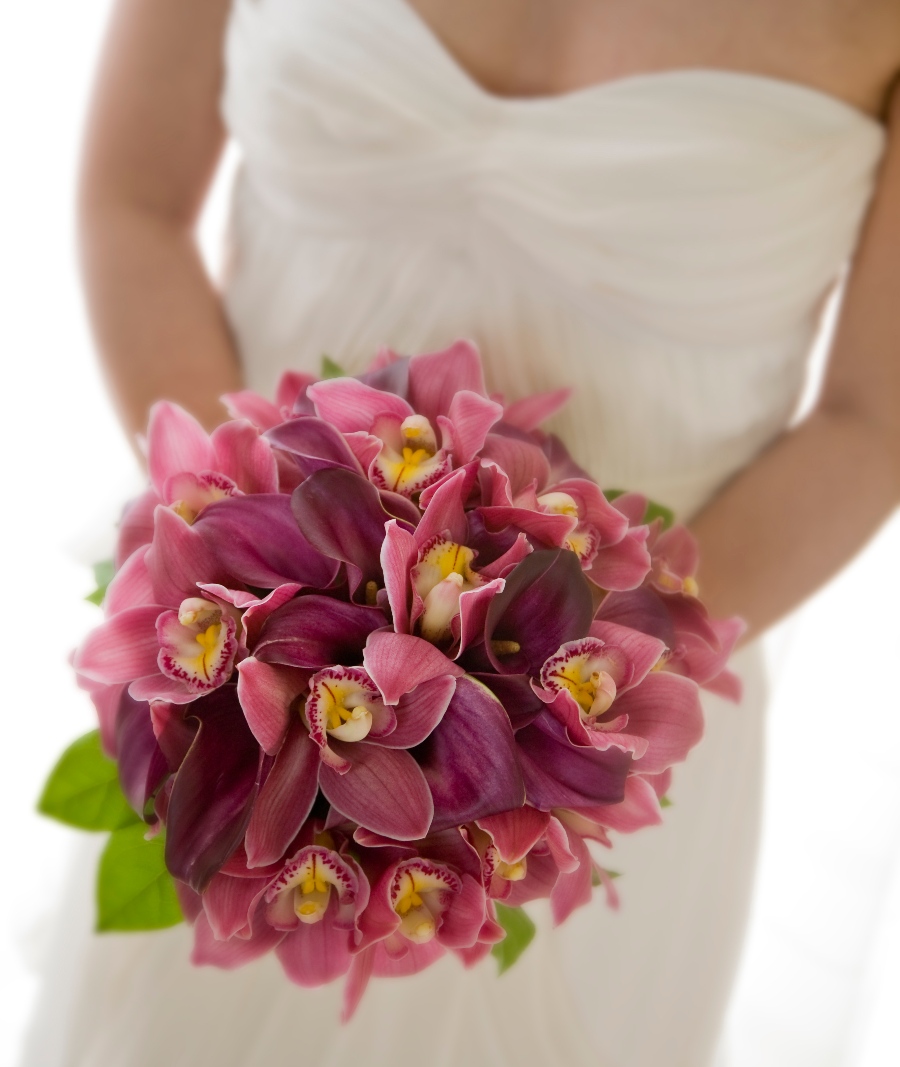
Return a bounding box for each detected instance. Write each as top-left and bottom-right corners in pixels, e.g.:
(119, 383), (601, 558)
(20, 1), (885, 1065)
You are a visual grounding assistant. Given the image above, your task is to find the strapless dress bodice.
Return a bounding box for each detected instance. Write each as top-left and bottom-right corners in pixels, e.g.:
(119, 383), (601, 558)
(221, 0), (884, 518)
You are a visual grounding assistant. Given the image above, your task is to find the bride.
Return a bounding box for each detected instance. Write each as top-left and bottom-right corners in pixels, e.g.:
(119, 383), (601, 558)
(25, 1), (900, 1064)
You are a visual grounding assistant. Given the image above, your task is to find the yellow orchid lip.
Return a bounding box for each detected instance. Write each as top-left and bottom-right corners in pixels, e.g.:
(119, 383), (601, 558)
(411, 535), (484, 644)
(306, 666), (388, 753)
(390, 859), (461, 944)
(540, 638), (626, 722)
(158, 597), (238, 692)
(370, 415), (451, 497)
(265, 846), (359, 929)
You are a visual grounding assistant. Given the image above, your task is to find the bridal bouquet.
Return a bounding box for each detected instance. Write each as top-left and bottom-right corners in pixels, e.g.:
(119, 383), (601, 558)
(40, 341), (742, 1017)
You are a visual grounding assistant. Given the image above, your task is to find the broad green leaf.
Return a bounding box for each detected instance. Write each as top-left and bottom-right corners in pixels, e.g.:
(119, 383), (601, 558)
(38, 730), (139, 831)
(85, 558), (115, 606)
(603, 488), (625, 502)
(491, 902), (536, 975)
(320, 354), (346, 379)
(643, 500), (675, 530)
(96, 824), (183, 932)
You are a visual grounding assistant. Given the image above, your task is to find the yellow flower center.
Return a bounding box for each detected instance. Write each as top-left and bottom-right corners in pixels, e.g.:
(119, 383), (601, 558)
(496, 858), (527, 882)
(316, 680), (375, 742)
(294, 854), (332, 924)
(193, 622), (223, 682)
(549, 661), (616, 718)
(393, 871), (437, 944)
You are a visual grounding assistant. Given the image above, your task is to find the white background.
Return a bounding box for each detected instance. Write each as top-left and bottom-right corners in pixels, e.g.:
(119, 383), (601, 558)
(0, 2), (898, 1064)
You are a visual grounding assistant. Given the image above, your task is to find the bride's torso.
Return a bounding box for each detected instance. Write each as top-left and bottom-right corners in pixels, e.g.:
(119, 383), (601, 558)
(220, 0), (885, 518)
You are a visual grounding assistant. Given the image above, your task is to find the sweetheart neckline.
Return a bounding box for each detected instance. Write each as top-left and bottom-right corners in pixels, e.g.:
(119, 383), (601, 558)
(389, 0), (886, 133)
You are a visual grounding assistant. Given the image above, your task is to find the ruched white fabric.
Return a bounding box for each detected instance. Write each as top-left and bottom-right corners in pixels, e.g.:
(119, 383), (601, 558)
(20, 1), (886, 1065)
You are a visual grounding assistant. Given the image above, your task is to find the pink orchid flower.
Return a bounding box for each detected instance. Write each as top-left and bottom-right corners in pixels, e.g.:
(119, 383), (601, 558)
(477, 458), (652, 592)
(307, 341), (503, 497)
(381, 467), (524, 655)
(534, 625), (704, 774)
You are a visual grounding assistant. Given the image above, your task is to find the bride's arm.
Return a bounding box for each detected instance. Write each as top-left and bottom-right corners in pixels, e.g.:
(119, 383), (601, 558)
(690, 84), (900, 643)
(79, 0), (239, 445)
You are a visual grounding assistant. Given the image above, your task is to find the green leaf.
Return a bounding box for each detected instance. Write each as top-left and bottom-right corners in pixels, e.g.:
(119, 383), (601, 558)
(603, 488), (625, 501)
(320, 354), (346, 379)
(659, 795), (673, 808)
(643, 499), (675, 530)
(491, 902), (536, 975)
(38, 730), (139, 831)
(96, 824), (184, 932)
(85, 558), (115, 606)
(592, 867), (620, 887)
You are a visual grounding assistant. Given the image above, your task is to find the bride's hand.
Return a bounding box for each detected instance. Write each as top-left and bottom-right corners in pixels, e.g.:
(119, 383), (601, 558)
(79, 0), (240, 450)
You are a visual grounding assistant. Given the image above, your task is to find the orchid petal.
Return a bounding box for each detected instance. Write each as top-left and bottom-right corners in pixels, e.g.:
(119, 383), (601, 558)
(363, 631), (464, 705)
(588, 620), (666, 691)
(73, 605), (163, 684)
(275, 916), (353, 986)
(502, 387), (572, 431)
(146, 506), (229, 606)
(479, 433), (550, 497)
(342, 947), (376, 1023)
(146, 402), (215, 499)
(277, 370), (318, 411)
(477, 532), (531, 581)
(612, 672), (704, 774)
(307, 377), (413, 432)
(476, 807), (551, 864)
(202, 873), (270, 940)
(128, 673), (194, 705)
(236, 658), (308, 754)
(115, 489), (160, 568)
(380, 520), (417, 634)
(574, 774), (665, 834)
(191, 908), (284, 969)
(414, 467), (471, 548)
(551, 478), (630, 545)
(436, 873), (487, 949)
(318, 743), (433, 840)
(549, 828), (592, 925)
(595, 587), (675, 646)
(408, 340), (487, 422)
(456, 578), (505, 656)
(586, 526), (653, 591)
(104, 546), (155, 616)
(237, 583), (302, 651)
(379, 675), (457, 748)
(359, 351), (410, 395)
(437, 390), (503, 465)
(222, 390), (284, 431)
(244, 721), (319, 867)
(541, 433), (592, 483)
(211, 420), (279, 494)
(478, 504), (575, 548)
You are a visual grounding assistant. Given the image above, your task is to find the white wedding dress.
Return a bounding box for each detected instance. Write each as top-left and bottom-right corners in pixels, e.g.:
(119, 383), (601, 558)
(21, 1), (886, 1064)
